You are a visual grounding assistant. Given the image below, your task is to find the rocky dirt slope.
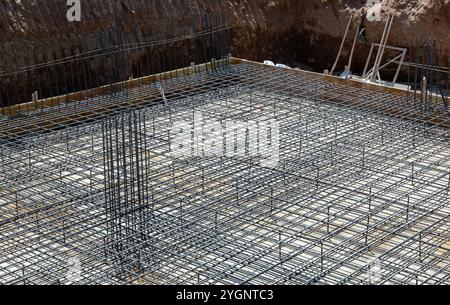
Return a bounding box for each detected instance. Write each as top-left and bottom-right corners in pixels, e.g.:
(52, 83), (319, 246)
(0, 0), (448, 82)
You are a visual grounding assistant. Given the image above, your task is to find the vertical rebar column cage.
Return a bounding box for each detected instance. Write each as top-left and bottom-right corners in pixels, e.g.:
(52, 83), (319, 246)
(102, 111), (153, 277)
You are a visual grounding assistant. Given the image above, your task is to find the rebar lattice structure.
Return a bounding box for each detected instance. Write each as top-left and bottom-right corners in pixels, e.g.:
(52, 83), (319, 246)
(1, 14), (450, 285)
(1, 60), (449, 285)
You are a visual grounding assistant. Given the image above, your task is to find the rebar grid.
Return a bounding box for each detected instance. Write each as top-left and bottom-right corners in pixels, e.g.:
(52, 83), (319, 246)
(0, 62), (449, 285)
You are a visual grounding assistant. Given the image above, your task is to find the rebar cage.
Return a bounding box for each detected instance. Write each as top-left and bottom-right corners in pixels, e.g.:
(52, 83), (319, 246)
(0, 13), (450, 285)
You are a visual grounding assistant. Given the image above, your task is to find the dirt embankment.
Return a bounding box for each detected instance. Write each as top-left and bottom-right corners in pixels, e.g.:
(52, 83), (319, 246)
(0, 0), (448, 80)
(230, 0), (450, 73)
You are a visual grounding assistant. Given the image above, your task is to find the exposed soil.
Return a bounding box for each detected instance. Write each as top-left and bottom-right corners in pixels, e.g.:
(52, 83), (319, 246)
(0, 0), (449, 91)
(229, 0), (450, 73)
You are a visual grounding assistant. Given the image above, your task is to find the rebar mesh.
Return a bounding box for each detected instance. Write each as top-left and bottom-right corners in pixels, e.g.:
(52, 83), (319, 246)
(0, 59), (449, 285)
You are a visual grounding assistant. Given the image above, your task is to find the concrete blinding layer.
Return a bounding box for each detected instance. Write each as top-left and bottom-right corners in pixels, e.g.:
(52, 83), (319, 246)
(0, 62), (449, 285)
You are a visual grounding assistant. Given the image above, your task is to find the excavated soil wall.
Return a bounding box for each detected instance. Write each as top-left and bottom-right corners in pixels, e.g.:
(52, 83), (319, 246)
(0, 0), (448, 99)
